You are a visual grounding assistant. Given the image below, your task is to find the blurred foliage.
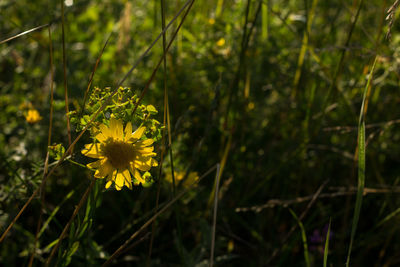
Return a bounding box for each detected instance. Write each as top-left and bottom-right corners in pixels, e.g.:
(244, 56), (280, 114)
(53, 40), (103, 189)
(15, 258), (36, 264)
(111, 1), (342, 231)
(1, 0), (400, 266)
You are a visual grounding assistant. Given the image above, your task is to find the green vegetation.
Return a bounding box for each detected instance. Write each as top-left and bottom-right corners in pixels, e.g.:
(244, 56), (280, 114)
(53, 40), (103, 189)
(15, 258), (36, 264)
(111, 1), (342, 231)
(1, 0), (400, 266)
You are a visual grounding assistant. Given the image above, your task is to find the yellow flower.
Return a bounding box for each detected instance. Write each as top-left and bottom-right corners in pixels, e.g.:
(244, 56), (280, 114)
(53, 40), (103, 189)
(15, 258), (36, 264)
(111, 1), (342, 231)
(208, 18), (215, 25)
(25, 109), (42, 124)
(248, 102), (255, 110)
(216, 37), (225, 47)
(82, 118), (158, 190)
(165, 171), (199, 188)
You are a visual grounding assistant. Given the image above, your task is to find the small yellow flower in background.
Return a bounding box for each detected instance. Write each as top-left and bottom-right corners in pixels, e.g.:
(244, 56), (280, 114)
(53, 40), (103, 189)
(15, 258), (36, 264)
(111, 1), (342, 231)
(82, 117), (158, 190)
(25, 109), (42, 124)
(208, 18), (215, 25)
(248, 102), (255, 110)
(227, 239), (235, 253)
(216, 37), (225, 47)
(165, 171), (199, 188)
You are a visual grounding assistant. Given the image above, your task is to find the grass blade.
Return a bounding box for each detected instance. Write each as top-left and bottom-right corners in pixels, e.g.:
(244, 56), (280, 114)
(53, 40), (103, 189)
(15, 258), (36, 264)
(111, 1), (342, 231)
(291, 0), (319, 99)
(323, 219), (332, 267)
(376, 206), (400, 227)
(210, 164), (221, 267)
(345, 57), (377, 266)
(0, 23), (50, 44)
(289, 208), (310, 267)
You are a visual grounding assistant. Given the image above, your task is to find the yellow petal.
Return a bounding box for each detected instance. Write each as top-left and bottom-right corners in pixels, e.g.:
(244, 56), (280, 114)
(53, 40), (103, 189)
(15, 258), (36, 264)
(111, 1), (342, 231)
(138, 147), (155, 153)
(129, 163), (137, 175)
(139, 151), (157, 157)
(133, 145), (156, 156)
(134, 155), (158, 169)
(121, 169), (132, 189)
(133, 160), (151, 171)
(95, 130), (109, 143)
(110, 117), (123, 140)
(134, 169), (145, 184)
(105, 180), (113, 189)
(124, 122), (132, 140)
(130, 126), (145, 141)
(98, 123), (112, 140)
(94, 159), (113, 178)
(82, 143), (103, 158)
(137, 154), (153, 163)
(115, 171), (124, 188)
(140, 139), (154, 146)
(134, 140), (154, 149)
(111, 170), (118, 182)
(87, 160), (102, 169)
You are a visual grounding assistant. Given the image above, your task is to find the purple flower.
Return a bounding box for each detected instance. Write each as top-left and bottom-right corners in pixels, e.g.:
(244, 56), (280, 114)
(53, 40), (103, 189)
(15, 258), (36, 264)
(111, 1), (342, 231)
(309, 223), (333, 254)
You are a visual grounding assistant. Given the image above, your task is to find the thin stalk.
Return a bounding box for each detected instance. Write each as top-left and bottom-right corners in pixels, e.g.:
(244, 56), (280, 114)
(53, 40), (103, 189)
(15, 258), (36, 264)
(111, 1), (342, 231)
(291, 0), (319, 99)
(166, 100), (183, 258)
(261, 1), (268, 40)
(216, 0), (224, 17)
(209, 164), (221, 267)
(236, 186), (400, 213)
(0, 23), (50, 44)
(60, 0), (72, 147)
(208, 135), (231, 208)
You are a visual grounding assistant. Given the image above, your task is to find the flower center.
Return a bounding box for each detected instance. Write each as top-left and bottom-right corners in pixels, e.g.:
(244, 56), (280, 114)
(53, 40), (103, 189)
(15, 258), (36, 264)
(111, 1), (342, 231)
(102, 140), (135, 169)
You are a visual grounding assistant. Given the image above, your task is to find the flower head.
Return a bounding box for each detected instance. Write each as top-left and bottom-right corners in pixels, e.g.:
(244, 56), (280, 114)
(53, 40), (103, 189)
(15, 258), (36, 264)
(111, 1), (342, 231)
(25, 109), (42, 124)
(82, 118), (158, 190)
(216, 37), (225, 47)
